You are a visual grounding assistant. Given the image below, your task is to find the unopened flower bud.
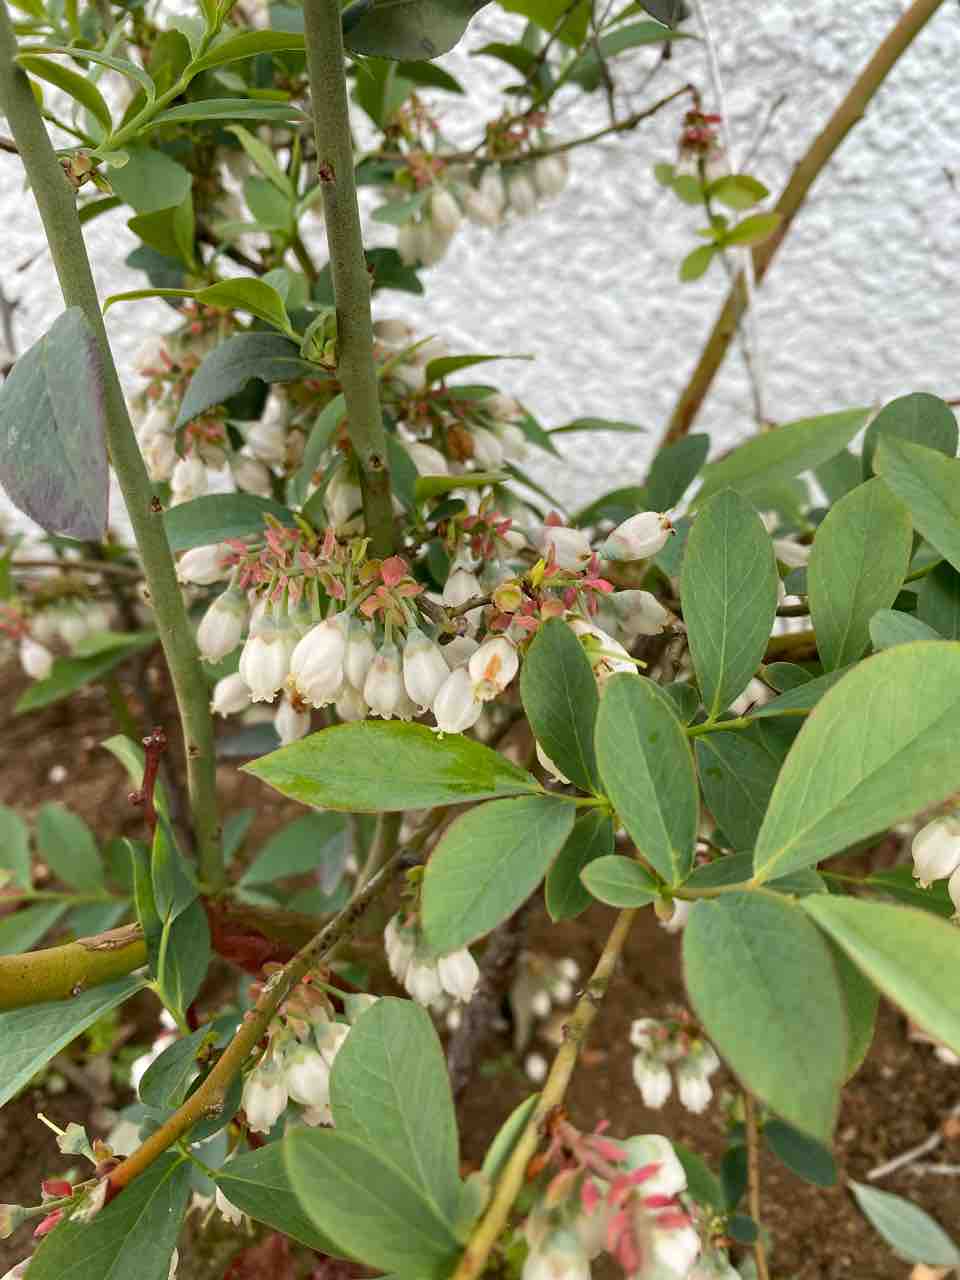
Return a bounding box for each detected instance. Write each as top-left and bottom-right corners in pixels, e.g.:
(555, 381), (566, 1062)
(912, 814), (960, 887)
(232, 454), (273, 497)
(176, 544), (229, 586)
(19, 636), (53, 680)
(210, 672), (252, 717)
(601, 511), (673, 562)
(364, 639), (405, 719)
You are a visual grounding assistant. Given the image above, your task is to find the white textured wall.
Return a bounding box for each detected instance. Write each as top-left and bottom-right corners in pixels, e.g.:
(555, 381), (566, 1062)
(2, 0), (958, 520)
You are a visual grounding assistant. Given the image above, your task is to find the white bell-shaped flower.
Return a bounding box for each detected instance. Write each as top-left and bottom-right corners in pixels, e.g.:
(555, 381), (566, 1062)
(384, 913), (417, 985)
(170, 453), (207, 504)
(912, 814), (960, 887)
(621, 1133), (687, 1198)
(533, 156), (568, 198)
(364, 639), (404, 719)
(632, 1055), (672, 1109)
(241, 1059), (288, 1134)
(274, 698), (310, 745)
(429, 187), (462, 237)
(246, 398), (287, 465)
(197, 589), (247, 662)
(508, 172), (538, 217)
(469, 636), (519, 701)
(522, 1228), (590, 1280)
(403, 627), (450, 709)
(343, 618), (376, 690)
(326, 470), (363, 529)
(437, 948), (480, 1002)
(542, 525), (592, 571)
(610, 589), (673, 640)
(176, 544), (229, 586)
(600, 511), (673, 562)
(407, 441), (450, 475)
(232, 454), (273, 497)
(470, 426), (505, 469)
(210, 672), (252, 717)
(442, 563), (482, 609)
(432, 666), (483, 734)
(19, 636), (53, 680)
(334, 682), (368, 722)
(238, 613), (293, 703)
(283, 1042), (332, 1109)
(289, 616), (347, 708)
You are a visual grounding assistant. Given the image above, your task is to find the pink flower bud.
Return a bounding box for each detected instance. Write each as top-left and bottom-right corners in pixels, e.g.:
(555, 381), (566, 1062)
(600, 512), (673, 562)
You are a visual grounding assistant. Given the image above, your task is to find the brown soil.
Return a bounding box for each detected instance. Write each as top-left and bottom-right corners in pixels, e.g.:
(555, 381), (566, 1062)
(1, 661), (958, 1279)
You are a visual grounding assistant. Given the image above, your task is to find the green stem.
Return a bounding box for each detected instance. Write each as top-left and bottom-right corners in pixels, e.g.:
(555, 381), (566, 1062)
(302, 0), (395, 557)
(685, 715), (753, 738)
(0, 2), (223, 887)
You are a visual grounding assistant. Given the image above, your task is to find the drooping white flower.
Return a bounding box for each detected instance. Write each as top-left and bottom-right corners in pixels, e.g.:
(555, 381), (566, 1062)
(660, 898), (692, 934)
(143, 430), (177, 482)
(384, 913), (417, 985)
(610, 589), (674, 640)
(436, 948), (480, 1002)
(441, 635), (479, 669)
(232, 454), (273, 497)
(342, 618), (375, 691)
(568, 618), (634, 682)
(19, 636), (53, 680)
(650, 1221), (702, 1278)
(432, 666), (483, 734)
(325, 470), (363, 529)
(397, 221), (424, 267)
(478, 167), (506, 217)
(210, 672), (252, 717)
(416, 220), (452, 266)
(442, 563), (482, 609)
(407, 441), (450, 475)
(364, 639), (405, 719)
(274, 698), (311, 745)
(632, 1055), (672, 1109)
(214, 1185), (245, 1226)
(675, 1043), (720, 1115)
(403, 627), (450, 709)
(508, 172), (538, 217)
(522, 1227), (590, 1280)
(170, 453), (208, 505)
(289, 616), (347, 708)
(373, 317), (415, 347)
(470, 426), (505, 469)
(238, 613), (293, 703)
(197, 589), (247, 662)
(334, 682), (368, 722)
(241, 1059), (287, 1134)
(533, 156), (568, 198)
(405, 953), (445, 1006)
(542, 525), (592, 571)
(283, 1042), (332, 1109)
(600, 511), (673, 562)
(497, 422), (528, 462)
(621, 1133), (687, 1199)
(462, 187), (501, 227)
(773, 537), (811, 568)
(469, 636), (519, 701)
(429, 188), (462, 237)
(246, 398), (287, 465)
(56, 608), (91, 649)
(912, 814), (960, 887)
(137, 403), (175, 441)
(176, 544), (229, 586)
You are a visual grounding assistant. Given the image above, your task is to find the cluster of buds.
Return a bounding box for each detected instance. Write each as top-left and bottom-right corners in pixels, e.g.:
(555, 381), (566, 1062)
(240, 972), (363, 1133)
(3, 596), (116, 684)
(912, 813), (960, 913)
(677, 109), (725, 180)
(384, 911), (480, 1006)
(630, 1017), (720, 1114)
(522, 1118), (701, 1280)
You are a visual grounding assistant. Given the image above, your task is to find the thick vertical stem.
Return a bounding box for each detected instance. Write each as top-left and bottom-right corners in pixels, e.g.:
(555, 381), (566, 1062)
(302, 0), (395, 557)
(0, 3), (223, 886)
(661, 0), (946, 446)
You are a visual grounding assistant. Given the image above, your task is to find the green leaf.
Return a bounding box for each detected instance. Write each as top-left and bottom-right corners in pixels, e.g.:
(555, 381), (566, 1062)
(15, 632), (157, 714)
(36, 803), (102, 891)
(496, 0), (587, 45)
(0, 903), (67, 956)
(139, 1025), (214, 1109)
(918, 561), (960, 639)
(869, 608), (942, 650)
(862, 864), (954, 917)
(520, 618), (599, 792)
(862, 392), (958, 479)
(807, 477), (913, 670)
(546, 810), (613, 920)
(331, 997), (460, 1220)
(695, 731), (782, 851)
(572, 485), (648, 528)
(285, 1128), (462, 1276)
(17, 53), (112, 132)
(228, 123), (295, 196)
(156, 898), (210, 1024)
(595, 674), (698, 885)
(342, 0), (491, 60)
(245, 721), (541, 812)
(175, 333), (319, 431)
(289, 393), (346, 504)
(422, 796), (574, 952)
(26, 1153), (190, 1280)
(696, 410), (869, 506)
(803, 896), (960, 1060)
(239, 812), (346, 887)
(147, 97), (306, 127)
(108, 145), (192, 214)
(816, 448), (862, 503)
(634, 0), (684, 26)
(151, 817), (197, 922)
(707, 174), (769, 211)
(244, 174), (293, 230)
(567, 20), (685, 89)
(0, 308), (108, 539)
(850, 1181), (960, 1266)
(683, 892), (847, 1140)
(682, 490), (779, 718)
(724, 212), (781, 245)
(580, 854), (658, 907)
(679, 244), (716, 282)
(875, 436), (960, 575)
(683, 853), (824, 897)
(18, 44), (155, 99)
(0, 804), (31, 887)
(215, 1141), (347, 1253)
(550, 417), (647, 436)
(481, 1094), (538, 1184)
(0, 975), (145, 1108)
(764, 1119), (835, 1186)
(644, 434), (709, 510)
(749, 665), (850, 720)
(425, 352), (527, 384)
(414, 470), (504, 500)
(753, 643), (960, 882)
(673, 1143), (724, 1210)
(163, 493), (296, 550)
(831, 942), (878, 1078)
(189, 28), (307, 71)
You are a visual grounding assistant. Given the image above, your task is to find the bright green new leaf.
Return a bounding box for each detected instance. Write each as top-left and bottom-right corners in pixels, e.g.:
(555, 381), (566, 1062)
(724, 211), (781, 245)
(546, 810), (613, 920)
(749, 665), (850, 720)
(147, 98), (306, 127)
(682, 490), (779, 718)
(807, 477), (913, 670)
(215, 1141), (347, 1254)
(520, 618), (599, 792)
(550, 417), (647, 436)
(498, 0), (587, 44)
(331, 998), (461, 1220)
(285, 1128), (462, 1276)
(696, 410), (869, 506)
(683, 853), (823, 897)
(869, 608), (942, 650)
(0, 975), (145, 1108)
(695, 730), (782, 851)
(580, 854), (658, 907)
(26, 1154), (190, 1280)
(861, 391), (958, 478)
(36, 803), (103, 890)
(481, 1094), (539, 1185)
(105, 279), (294, 334)
(804, 896), (960, 1059)
(163, 494), (297, 550)
(156, 898), (210, 1026)
(189, 28), (308, 71)
(849, 1180), (960, 1266)
(245, 721), (541, 812)
(708, 174), (769, 211)
(17, 53), (112, 133)
(595, 674), (698, 884)
(683, 892), (847, 1141)
(753, 643), (960, 882)
(679, 244), (715, 281)
(875, 436), (960, 574)
(17, 44), (155, 100)
(422, 795), (574, 952)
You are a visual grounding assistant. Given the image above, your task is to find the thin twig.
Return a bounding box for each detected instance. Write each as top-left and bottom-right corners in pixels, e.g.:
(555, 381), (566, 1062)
(744, 1091), (770, 1280)
(11, 557), (142, 578)
(866, 1103), (960, 1180)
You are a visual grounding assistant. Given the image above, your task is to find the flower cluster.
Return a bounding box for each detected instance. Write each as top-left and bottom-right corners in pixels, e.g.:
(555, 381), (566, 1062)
(2, 594), (116, 683)
(384, 912), (480, 1006)
(912, 813), (960, 914)
(629, 1017), (721, 1114)
(522, 1118), (702, 1280)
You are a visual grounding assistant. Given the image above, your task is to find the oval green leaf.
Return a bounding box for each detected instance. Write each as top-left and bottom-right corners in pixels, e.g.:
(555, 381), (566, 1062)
(753, 643), (960, 882)
(421, 795), (574, 952)
(163, 493), (296, 550)
(520, 617), (599, 793)
(695, 731), (782, 852)
(862, 391), (958, 479)
(546, 809), (613, 920)
(245, 720), (541, 812)
(595, 673), (698, 884)
(683, 892), (847, 1141)
(849, 1180), (960, 1266)
(875, 436), (960, 575)
(580, 854), (658, 907)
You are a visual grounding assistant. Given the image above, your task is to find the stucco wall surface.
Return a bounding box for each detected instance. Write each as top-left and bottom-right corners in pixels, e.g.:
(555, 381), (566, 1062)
(1, 0), (958, 522)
